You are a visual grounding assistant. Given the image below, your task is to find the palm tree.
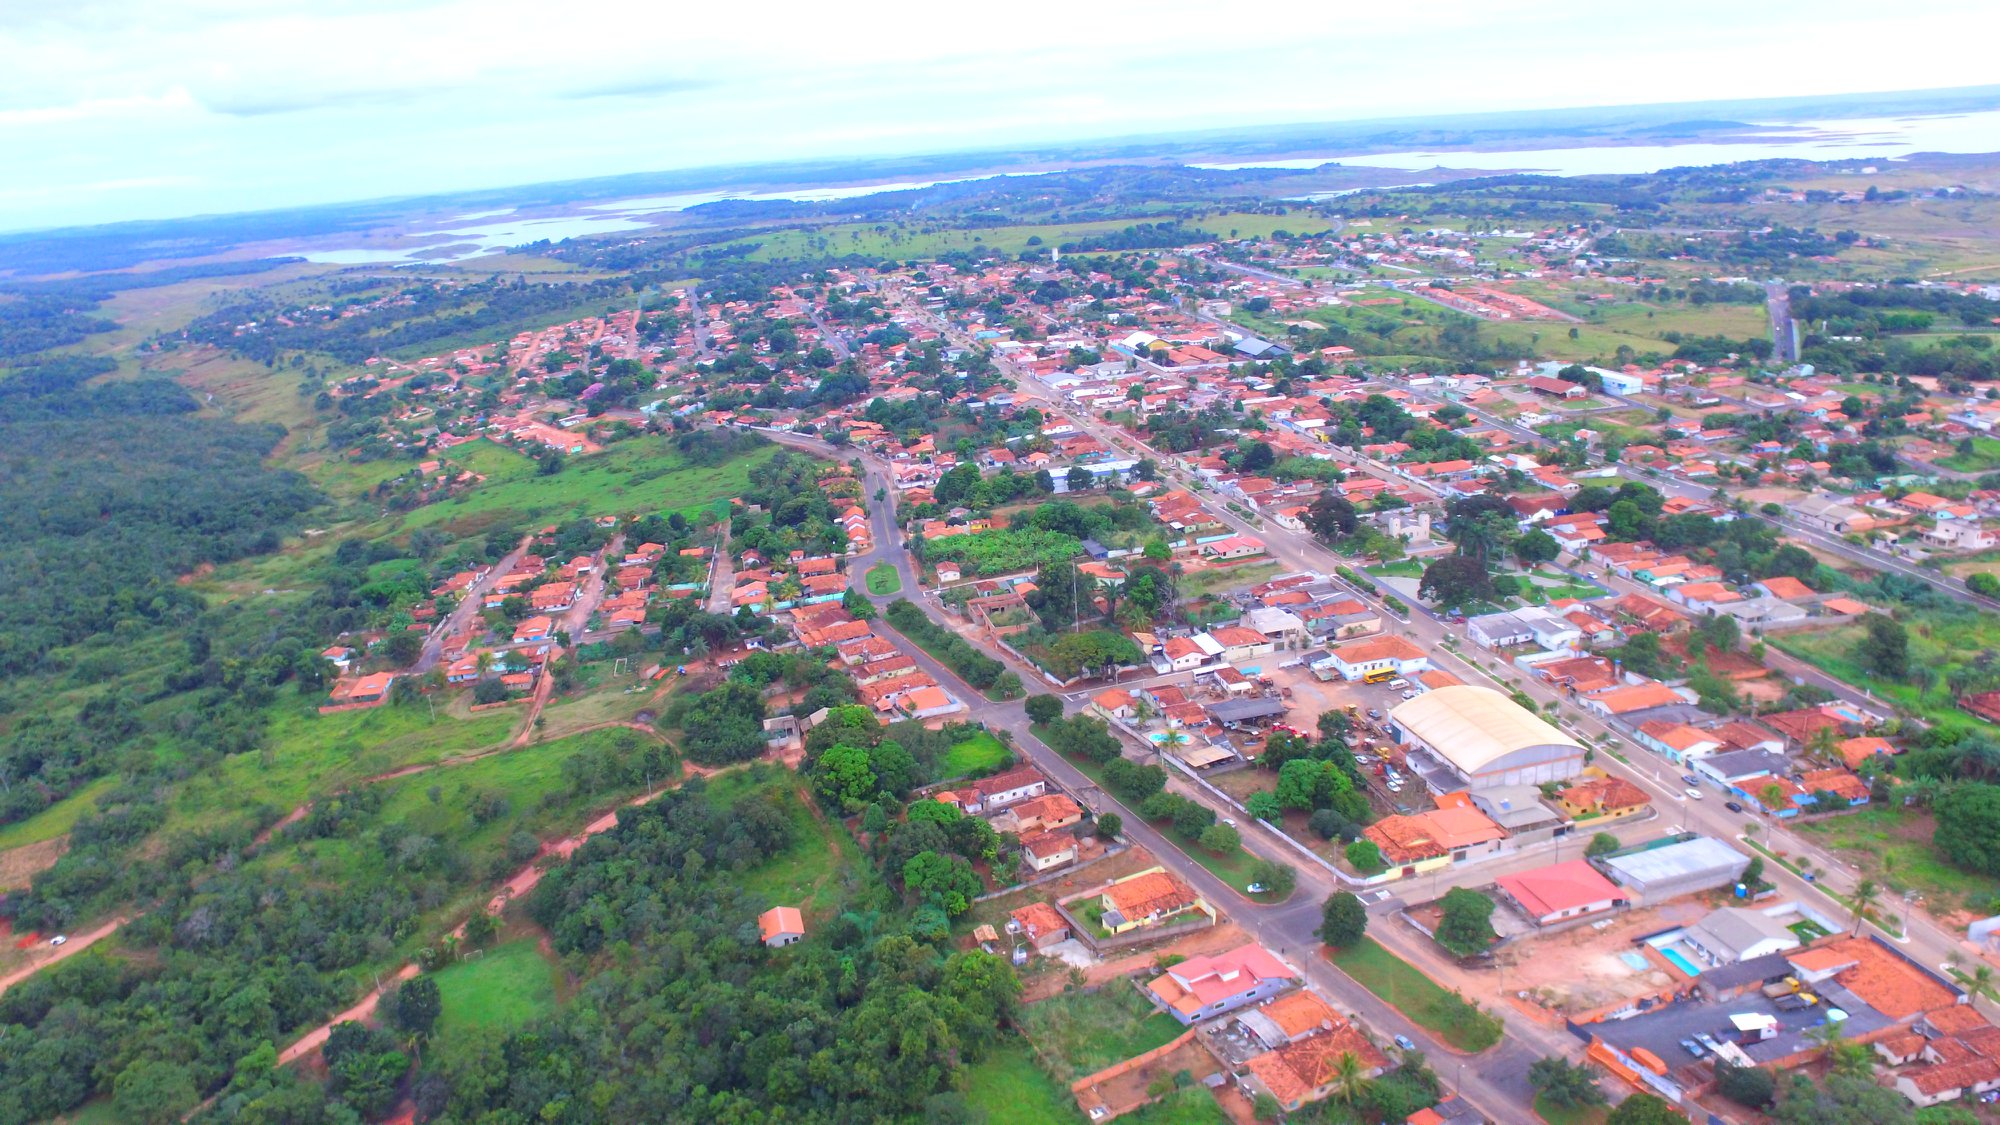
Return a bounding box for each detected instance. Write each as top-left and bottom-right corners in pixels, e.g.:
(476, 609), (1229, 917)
(1851, 878), (1881, 936)
(1969, 965), (1997, 1005)
(1331, 1051), (1369, 1105)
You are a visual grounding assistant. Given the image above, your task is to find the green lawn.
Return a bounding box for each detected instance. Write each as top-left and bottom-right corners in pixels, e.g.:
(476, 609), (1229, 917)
(1367, 559), (1426, 579)
(431, 939), (560, 1036)
(1533, 1092), (1609, 1125)
(942, 731), (1012, 779)
(963, 1038), (1080, 1125)
(865, 563), (902, 595)
(1016, 985), (1186, 1082)
(1325, 937), (1503, 1052)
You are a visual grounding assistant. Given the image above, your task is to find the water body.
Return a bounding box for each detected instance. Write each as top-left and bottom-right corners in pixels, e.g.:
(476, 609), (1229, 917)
(1193, 108), (2000, 176)
(298, 109), (2000, 265)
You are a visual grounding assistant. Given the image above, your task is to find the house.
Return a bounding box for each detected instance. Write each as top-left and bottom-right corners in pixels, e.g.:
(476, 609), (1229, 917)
(1009, 901), (1070, 950)
(1090, 687), (1138, 721)
(1323, 635), (1430, 682)
(975, 767), (1049, 811)
(513, 615), (554, 643)
(1243, 1014), (1390, 1112)
(992, 793), (1084, 835)
(1099, 868), (1206, 933)
(1835, 736), (1898, 771)
(1019, 831), (1078, 873)
(1552, 776), (1650, 821)
(1362, 806), (1505, 870)
(758, 906), (805, 948)
(1679, 907), (1799, 966)
(1236, 989), (1346, 1050)
(1155, 635), (1210, 673)
(1144, 942), (1295, 1024)
(1634, 720), (1723, 764)
(1493, 859), (1627, 926)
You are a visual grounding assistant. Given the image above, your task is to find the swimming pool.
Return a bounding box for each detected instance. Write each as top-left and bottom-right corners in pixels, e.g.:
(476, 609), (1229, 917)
(1660, 947), (1702, 977)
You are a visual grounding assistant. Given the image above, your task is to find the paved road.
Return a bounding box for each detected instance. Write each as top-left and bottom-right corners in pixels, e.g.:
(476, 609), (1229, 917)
(746, 424), (1545, 1122)
(1765, 281), (1797, 364)
(416, 536), (531, 674)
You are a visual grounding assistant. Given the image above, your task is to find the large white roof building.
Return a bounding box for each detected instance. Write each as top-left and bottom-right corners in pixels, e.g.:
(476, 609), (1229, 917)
(1388, 684), (1585, 789)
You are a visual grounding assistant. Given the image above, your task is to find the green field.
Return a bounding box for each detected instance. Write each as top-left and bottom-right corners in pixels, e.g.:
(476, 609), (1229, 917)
(1938, 435), (2000, 473)
(394, 438), (777, 535)
(865, 563), (902, 595)
(1325, 937), (1503, 1052)
(1533, 1092), (1609, 1125)
(942, 731), (1012, 779)
(1771, 617), (1999, 739)
(706, 768), (864, 915)
(963, 1038), (1081, 1124)
(431, 939), (561, 1036)
(707, 210), (1320, 264)
(1016, 985), (1186, 1082)
(1792, 805), (1992, 916)
(1121, 1090), (1227, 1125)
(0, 776), (118, 852)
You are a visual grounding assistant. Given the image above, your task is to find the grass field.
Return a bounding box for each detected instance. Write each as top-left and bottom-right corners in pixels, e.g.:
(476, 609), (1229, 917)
(707, 210), (1318, 264)
(1533, 1092), (1609, 1125)
(1938, 435), (2000, 473)
(1121, 1090), (1227, 1125)
(1016, 985), (1186, 1082)
(1771, 617), (1998, 739)
(431, 939), (560, 1036)
(1791, 805), (1992, 916)
(942, 731), (1012, 779)
(866, 563), (902, 595)
(706, 768), (863, 916)
(1325, 937), (1503, 1052)
(0, 776), (118, 852)
(963, 1038), (1080, 1124)
(396, 438), (778, 536)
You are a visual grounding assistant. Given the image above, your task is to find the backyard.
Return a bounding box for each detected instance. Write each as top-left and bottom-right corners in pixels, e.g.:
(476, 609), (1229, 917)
(942, 730), (1014, 779)
(1016, 984), (1186, 1082)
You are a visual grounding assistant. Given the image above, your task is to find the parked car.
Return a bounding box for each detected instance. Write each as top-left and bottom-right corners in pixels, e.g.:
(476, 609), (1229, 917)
(1400, 690), (1417, 700)
(1725, 800), (1745, 813)
(1394, 1034), (1417, 1051)
(1246, 883), (1268, 895)
(1681, 774), (1701, 788)
(49, 935), (66, 946)
(1686, 787), (1703, 800)
(1366, 709), (1382, 720)
(1386, 679), (1409, 690)
(1681, 1038), (1706, 1058)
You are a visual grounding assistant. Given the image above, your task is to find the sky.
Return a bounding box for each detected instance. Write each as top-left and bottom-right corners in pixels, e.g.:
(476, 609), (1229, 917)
(3, 0), (1998, 232)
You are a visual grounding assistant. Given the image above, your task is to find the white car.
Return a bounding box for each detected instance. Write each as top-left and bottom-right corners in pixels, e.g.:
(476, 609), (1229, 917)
(1686, 787), (1703, 801)
(49, 935), (67, 946)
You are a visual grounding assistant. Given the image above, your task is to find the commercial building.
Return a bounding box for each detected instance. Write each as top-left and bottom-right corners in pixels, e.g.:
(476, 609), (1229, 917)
(1493, 860), (1627, 926)
(1679, 906), (1800, 966)
(1322, 634), (1431, 682)
(1389, 685), (1587, 790)
(1599, 836), (1750, 900)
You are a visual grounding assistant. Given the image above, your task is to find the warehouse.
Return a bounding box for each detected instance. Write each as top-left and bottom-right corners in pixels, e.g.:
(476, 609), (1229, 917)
(1388, 685), (1586, 790)
(1599, 836), (1750, 901)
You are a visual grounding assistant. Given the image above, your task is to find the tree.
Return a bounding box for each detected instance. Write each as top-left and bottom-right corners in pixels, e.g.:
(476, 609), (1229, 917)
(1607, 1092), (1687, 1125)
(1095, 812), (1122, 840)
(1331, 1050), (1370, 1105)
(1024, 694), (1063, 725)
(1248, 858), (1296, 898)
(1528, 1056), (1605, 1110)
(1585, 832), (1622, 858)
(1935, 782), (2000, 876)
(812, 743), (879, 813)
(1319, 891), (1368, 948)
(1434, 888), (1497, 957)
(113, 1059), (198, 1125)
(1199, 823), (1241, 854)
(901, 851), (981, 915)
(1345, 838), (1385, 873)
(1066, 466), (1095, 493)
(1969, 572), (2000, 599)
(1856, 613), (1910, 679)
(1419, 554), (1493, 608)
(1251, 1092), (1282, 1121)
(1513, 528), (1560, 565)
(390, 975), (442, 1037)
(1850, 877), (1880, 935)
(1716, 1061), (1776, 1108)
(1306, 491), (1360, 543)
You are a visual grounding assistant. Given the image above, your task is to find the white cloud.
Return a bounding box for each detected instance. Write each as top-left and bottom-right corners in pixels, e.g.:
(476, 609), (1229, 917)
(0, 0), (1995, 230)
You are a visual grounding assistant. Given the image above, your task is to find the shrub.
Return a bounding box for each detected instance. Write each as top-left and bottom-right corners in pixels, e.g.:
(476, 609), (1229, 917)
(1023, 694), (1064, 724)
(1345, 839), (1384, 873)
